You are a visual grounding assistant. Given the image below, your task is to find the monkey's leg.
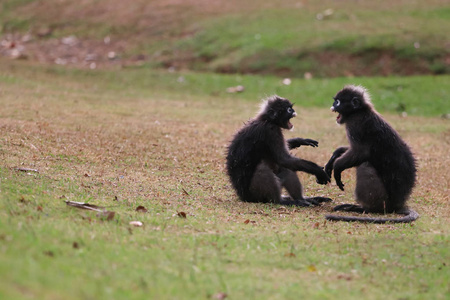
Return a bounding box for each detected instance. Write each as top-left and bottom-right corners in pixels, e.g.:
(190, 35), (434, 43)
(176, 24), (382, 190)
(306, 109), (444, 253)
(277, 168), (319, 207)
(355, 162), (389, 212)
(249, 162), (283, 203)
(332, 162), (388, 213)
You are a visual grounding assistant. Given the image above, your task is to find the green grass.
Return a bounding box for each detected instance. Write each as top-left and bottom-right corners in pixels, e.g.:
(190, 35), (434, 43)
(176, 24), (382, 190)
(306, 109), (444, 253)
(4, 62), (448, 117)
(0, 62), (449, 299)
(156, 1), (450, 76)
(1, 0), (449, 76)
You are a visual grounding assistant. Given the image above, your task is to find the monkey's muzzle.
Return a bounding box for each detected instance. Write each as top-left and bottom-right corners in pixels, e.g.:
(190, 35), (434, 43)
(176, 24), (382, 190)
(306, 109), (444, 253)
(331, 106), (342, 124)
(288, 112), (297, 129)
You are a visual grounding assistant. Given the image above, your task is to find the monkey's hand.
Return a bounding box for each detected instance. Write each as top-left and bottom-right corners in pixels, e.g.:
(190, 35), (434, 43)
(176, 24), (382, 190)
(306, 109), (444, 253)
(302, 138), (319, 147)
(334, 172), (345, 191)
(324, 147), (348, 177)
(287, 138), (319, 149)
(324, 160), (334, 178)
(315, 168), (331, 185)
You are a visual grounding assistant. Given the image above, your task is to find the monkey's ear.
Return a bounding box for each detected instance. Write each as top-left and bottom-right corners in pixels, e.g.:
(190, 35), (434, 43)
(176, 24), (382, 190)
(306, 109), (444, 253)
(268, 109), (278, 120)
(351, 97), (361, 109)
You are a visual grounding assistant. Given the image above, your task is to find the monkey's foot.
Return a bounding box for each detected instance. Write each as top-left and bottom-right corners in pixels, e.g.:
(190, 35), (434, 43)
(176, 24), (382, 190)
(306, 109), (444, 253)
(305, 197), (332, 206)
(309, 197), (333, 203)
(280, 196), (314, 207)
(333, 204), (365, 213)
(298, 199), (318, 207)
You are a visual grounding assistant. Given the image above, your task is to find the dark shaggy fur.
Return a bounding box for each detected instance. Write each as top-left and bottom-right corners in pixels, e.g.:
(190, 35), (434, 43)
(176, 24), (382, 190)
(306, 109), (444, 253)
(324, 85), (418, 223)
(226, 96), (331, 207)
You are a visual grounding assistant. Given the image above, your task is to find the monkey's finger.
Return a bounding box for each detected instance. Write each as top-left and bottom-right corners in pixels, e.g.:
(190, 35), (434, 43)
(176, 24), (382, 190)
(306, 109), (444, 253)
(310, 197), (333, 203)
(306, 139), (319, 147)
(319, 197), (333, 203)
(295, 200), (313, 207)
(316, 179), (330, 185)
(324, 162), (334, 177)
(307, 199), (321, 206)
(323, 172), (331, 183)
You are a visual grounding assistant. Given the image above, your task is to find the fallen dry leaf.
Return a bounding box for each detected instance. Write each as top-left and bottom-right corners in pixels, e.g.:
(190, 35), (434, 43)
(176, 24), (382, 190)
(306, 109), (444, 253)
(337, 273), (353, 281)
(212, 292), (227, 300)
(136, 205), (148, 213)
(226, 85), (244, 93)
(177, 211), (187, 218)
(97, 211), (115, 221)
(129, 221), (143, 227)
(307, 265), (317, 272)
(43, 250), (54, 257)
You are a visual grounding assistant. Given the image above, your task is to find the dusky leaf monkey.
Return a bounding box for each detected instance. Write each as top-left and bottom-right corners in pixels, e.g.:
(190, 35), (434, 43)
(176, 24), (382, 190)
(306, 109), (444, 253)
(226, 96), (331, 207)
(325, 85), (418, 223)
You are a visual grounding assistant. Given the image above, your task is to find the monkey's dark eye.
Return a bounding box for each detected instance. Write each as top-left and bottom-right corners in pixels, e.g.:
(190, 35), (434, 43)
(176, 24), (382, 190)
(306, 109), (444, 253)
(287, 107), (293, 113)
(335, 100), (341, 106)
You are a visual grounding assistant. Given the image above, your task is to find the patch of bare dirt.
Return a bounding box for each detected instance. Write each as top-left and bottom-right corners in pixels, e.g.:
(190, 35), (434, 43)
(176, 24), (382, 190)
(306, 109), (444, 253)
(1, 30), (447, 77)
(1, 33), (136, 69)
(1, 0), (448, 75)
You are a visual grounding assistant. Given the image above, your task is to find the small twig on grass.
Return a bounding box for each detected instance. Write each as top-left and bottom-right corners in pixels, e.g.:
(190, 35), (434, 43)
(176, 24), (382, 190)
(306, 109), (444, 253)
(181, 187), (190, 196)
(14, 167), (39, 173)
(65, 201), (104, 212)
(65, 201), (115, 220)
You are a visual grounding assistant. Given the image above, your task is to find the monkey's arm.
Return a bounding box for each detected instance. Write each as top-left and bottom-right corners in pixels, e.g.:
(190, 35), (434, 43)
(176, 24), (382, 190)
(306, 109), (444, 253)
(324, 147), (349, 177)
(287, 138), (319, 149)
(269, 135), (330, 184)
(333, 148), (368, 191)
(277, 154), (330, 184)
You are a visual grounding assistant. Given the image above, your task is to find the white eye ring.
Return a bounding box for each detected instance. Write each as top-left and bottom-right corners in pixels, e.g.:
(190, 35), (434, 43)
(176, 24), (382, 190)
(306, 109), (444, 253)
(287, 107), (293, 113)
(335, 99), (340, 106)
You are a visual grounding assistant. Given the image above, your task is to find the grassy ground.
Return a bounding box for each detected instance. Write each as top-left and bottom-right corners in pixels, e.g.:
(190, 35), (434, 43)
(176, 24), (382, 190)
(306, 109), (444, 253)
(0, 61), (449, 299)
(1, 0), (449, 76)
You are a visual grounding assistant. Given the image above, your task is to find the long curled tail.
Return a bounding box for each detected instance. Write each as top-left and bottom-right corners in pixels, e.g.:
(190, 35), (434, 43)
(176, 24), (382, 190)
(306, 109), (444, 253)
(325, 209), (419, 224)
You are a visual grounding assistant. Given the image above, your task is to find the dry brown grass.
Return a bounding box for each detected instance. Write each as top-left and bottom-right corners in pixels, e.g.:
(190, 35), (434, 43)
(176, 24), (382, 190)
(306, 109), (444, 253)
(1, 62), (449, 299)
(1, 63), (448, 227)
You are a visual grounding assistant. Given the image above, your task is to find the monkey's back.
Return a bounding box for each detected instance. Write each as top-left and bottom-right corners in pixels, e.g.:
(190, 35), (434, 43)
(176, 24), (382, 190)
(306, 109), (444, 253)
(226, 120), (273, 202)
(351, 112), (416, 209)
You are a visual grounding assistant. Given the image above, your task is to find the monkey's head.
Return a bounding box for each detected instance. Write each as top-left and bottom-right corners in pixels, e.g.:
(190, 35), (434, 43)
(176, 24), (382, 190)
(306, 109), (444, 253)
(258, 96), (297, 130)
(331, 85), (373, 124)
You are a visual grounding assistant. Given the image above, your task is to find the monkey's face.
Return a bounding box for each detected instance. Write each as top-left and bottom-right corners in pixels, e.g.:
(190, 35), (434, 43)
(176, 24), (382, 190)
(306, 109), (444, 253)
(331, 88), (364, 124)
(270, 98), (297, 130)
(330, 98), (344, 124)
(261, 97), (297, 130)
(283, 106), (297, 130)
